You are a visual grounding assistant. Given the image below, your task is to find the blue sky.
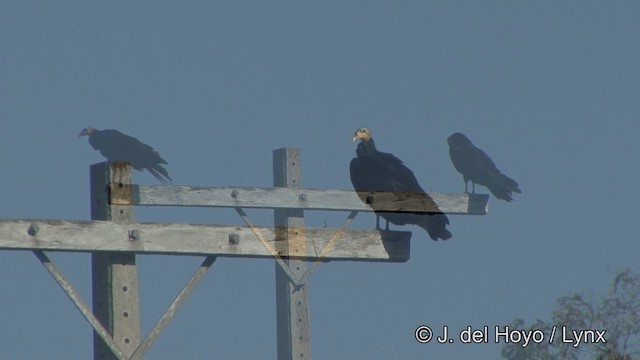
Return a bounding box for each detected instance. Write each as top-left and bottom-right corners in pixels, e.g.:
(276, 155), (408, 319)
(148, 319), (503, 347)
(1, 1), (639, 359)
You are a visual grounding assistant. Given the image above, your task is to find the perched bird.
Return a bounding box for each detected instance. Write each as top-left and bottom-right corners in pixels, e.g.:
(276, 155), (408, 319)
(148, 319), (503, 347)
(79, 127), (172, 183)
(447, 132), (520, 201)
(350, 128), (452, 241)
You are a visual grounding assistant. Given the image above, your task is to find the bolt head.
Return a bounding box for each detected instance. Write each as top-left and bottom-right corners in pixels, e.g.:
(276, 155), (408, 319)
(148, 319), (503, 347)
(228, 233), (240, 245)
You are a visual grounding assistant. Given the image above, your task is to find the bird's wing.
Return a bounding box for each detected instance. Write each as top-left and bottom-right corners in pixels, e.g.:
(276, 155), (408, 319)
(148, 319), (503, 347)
(375, 152), (425, 192)
(469, 145), (500, 173)
(88, 129), (171, 183)
(350, 152), (422, 192)
(350, 153), (442, 212)
(92, 130), (167, 164)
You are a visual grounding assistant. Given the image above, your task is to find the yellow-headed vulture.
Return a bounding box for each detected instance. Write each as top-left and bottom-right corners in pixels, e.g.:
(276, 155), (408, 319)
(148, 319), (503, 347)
(350, 128), (452, 241)
(79, 127), (172, 183)
(447, 132), (520, 201)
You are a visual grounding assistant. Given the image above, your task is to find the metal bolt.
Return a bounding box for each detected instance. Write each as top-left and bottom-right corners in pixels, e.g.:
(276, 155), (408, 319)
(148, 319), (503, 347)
(298, 193), (307, 202)
(231, 189), (239, 198)
(228, 233), (240, 245)
(27, 223), (40, 236)
(128, 229), (141, 241)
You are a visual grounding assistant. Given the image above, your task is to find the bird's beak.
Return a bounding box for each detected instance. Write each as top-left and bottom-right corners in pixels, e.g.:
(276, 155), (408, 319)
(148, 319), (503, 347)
(78, 130), (87, 138)
(352, 135), (359, 143)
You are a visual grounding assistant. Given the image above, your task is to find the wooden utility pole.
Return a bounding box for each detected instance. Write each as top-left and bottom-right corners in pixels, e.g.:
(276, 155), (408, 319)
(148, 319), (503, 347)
(0, 149), (490, 359)
(90, 162), (141, 360)
(273, 148), (312, 360)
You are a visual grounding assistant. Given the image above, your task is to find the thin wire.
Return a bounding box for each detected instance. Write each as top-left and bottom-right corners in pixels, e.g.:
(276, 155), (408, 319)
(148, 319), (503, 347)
(299, 211), (358, 284)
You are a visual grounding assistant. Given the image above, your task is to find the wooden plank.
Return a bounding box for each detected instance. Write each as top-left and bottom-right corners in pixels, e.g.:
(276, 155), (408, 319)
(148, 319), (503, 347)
(133, 185), (488, 215)
(90, 162), (141, 360)
(0, 219), (411, 262)
(129, 256), (216, 360)
(33, 250), (128, 360)
(273, 148), (311, 360)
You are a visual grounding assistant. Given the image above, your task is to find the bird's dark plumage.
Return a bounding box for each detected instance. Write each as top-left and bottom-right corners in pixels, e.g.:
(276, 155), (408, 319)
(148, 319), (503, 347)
(350, 128), (452, 241)
(79, 127), (172, 183)
(447, 132), (520, 201)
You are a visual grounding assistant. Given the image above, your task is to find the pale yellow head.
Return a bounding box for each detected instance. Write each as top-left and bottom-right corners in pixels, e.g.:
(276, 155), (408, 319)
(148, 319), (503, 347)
(78, 127), (96, 137)
(351, 127), (372, 143)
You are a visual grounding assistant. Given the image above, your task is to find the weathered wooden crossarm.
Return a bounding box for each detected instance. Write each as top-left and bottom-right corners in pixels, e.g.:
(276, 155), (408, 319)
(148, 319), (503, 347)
(129, 185), (488, 215)
(0, 219), (410, 262)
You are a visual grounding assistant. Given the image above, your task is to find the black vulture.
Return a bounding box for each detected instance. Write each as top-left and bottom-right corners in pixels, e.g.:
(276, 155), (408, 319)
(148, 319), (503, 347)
(447, 132), (520, 201)
(350, 128), (452, 241)
(79, 127), (172, 183)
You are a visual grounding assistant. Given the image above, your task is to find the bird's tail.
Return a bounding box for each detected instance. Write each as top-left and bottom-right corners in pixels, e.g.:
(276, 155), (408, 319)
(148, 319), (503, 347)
(148, 166), (172, 184)
(419, 213), (452, 241)
(487, 173), (521, 202)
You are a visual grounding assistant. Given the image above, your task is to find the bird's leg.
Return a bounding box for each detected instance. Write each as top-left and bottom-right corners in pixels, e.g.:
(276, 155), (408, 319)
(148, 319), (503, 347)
(464, 180), (469, 193)
(385, 219), (390, 231)
(375, 215), (381, 230)
(472, 182), (476, 194)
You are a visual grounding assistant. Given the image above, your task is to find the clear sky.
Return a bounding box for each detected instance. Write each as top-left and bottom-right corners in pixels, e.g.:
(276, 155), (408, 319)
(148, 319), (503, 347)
(1, 1), (639, 359)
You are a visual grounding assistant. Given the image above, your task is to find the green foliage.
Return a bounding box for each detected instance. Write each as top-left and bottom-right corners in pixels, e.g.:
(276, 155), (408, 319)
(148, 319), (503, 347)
(501, 269), (640, 360)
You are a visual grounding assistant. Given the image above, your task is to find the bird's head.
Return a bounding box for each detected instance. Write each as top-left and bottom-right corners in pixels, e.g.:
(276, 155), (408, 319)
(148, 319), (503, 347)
(447, 132), (472, 146)
(78, 127), (96, 138)
(352, 128), (372, 143)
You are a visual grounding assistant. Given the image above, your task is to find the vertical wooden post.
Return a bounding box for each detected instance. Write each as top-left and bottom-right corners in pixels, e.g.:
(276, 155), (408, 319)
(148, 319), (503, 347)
(90, 162), (141, 360)
(273, 148), (312, 360)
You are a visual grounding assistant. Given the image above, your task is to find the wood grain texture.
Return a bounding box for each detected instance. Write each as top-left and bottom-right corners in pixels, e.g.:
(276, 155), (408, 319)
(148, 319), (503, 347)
(0, 219), (411, 262)
(90, 161), (141, 360)
(134, 185), (489, 215)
